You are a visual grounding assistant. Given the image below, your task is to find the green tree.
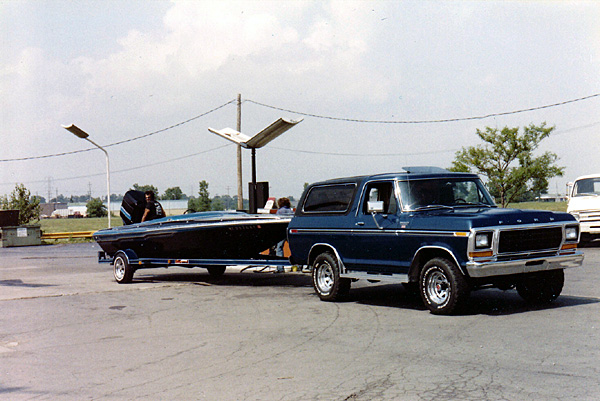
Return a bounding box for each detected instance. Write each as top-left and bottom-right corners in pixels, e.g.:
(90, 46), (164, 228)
(216, 195), (234, 210)
(197, 180), (211, 211)
(86, 198), (107, 217)
(0, 183), (41, 225)
(211, 196), (225, 211)
(162, 186), (185, 200)
(187, 181), (212, 212)
(450, 123), (564, 207)
(132, 183), (159, 195)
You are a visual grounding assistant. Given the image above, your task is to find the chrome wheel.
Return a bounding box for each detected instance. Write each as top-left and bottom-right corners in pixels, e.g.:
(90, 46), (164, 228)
(316, 261), (334, 294)
(419, 257), (469, 315)
(425, 269), (450, 305)
(113, 252), (134, 284)
(114, 257), (126, 281)
(311, 251), (351, 301)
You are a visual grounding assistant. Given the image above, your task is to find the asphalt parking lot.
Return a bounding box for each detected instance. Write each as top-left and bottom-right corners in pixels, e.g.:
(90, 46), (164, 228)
(1, 242), (599, 400)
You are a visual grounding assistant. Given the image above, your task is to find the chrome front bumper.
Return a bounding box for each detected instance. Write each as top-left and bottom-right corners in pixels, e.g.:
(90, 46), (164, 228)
(465, 251), (584, 278)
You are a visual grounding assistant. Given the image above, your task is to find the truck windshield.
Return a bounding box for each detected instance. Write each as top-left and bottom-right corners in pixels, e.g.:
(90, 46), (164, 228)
(573, 177), (600, 197)
(398, 178), (495, 211)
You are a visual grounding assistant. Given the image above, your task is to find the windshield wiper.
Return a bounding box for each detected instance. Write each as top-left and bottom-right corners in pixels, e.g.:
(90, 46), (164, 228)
(413, 204), (454, 211)
(454, 202), (493, 208)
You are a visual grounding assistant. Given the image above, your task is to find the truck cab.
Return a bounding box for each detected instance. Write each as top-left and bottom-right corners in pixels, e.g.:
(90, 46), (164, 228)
(288, 167), (583, 314)
(567, 174), (600, 245)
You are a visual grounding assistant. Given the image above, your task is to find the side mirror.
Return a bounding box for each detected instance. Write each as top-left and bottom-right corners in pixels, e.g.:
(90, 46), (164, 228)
(566, 182), (573, 199)
(367, 201), (384, 213)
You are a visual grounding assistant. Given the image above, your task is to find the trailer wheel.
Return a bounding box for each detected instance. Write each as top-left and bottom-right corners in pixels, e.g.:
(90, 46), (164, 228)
(516, 269), (564, 304)
(312, 252), (350, 301)
(206, 266), (226, 277)
(113, 252), (134, 284)
(419, 257), (469, 315)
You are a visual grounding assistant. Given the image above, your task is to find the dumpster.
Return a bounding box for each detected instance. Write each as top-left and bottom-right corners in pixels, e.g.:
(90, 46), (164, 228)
(0, 225), (42, 247)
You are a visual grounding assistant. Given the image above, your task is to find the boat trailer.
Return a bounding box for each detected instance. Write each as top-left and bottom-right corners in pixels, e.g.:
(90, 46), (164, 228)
(98, 250), (297, 284)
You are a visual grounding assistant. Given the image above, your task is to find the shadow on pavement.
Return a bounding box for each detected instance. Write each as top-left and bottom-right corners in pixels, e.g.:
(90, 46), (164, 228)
(352, 282), (600, 316)
(131, 269), (314, 288)
(116, 268), (599, 316)
(0, 279), (56, 288)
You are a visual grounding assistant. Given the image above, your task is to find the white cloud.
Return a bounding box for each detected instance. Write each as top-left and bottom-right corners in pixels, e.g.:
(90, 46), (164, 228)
(63, 0), (392, 106)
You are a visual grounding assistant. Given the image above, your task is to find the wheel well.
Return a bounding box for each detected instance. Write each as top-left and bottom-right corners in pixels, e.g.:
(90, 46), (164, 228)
(408, 247), (463, 282)
(307, 244), (337, 267)
(113, 249), (138, 265)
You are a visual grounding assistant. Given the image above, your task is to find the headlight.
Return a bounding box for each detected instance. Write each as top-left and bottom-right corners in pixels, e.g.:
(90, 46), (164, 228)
(475, 232), (492, 249)
(565, 226), (579, 241)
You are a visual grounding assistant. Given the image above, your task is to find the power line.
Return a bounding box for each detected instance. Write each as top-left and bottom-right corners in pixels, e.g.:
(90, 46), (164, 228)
(270, 146), (456, 157)
(0, 99), (236, 163)
(269, 121), (599, 157)
(4, 119), (595, 191)
(247, 93), (600, 124)
(2, 94), (598, 164)
(0, 144), (232, 186)
(550, 121), (600, 135)
(103, 100), (235, 148)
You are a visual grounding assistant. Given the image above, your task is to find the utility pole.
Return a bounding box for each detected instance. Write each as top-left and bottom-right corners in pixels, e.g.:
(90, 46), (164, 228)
(236, 93), (243, 210)
(46, 177), (52, 203)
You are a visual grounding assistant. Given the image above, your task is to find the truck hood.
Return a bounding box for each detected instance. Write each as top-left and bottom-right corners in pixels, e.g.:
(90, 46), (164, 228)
(567, 196), (600, 213)
(407, 207), (576, 231)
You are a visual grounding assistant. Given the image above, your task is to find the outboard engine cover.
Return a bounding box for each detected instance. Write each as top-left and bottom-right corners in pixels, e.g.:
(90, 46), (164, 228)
(120, 190), (146, 225)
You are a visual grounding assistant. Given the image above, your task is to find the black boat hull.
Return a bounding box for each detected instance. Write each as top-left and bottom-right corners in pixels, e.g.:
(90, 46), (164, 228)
(94, 212), (290, 260)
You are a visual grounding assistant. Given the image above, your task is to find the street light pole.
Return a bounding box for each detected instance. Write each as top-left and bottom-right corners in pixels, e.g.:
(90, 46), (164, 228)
(62, 124), (112, 228)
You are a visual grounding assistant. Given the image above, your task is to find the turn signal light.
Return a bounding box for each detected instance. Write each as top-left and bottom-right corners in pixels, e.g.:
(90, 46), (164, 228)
(469, 250), (494, 258)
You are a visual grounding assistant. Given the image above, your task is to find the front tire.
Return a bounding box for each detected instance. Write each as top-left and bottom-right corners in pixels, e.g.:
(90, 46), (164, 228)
(516, 269), (564, 304)
(113, 252), (134, 284)
(312, 252), (351, 301)
(419, 257), (469, 315)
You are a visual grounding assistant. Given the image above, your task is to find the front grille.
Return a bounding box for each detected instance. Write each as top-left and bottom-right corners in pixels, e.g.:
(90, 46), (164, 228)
(498, 227), (562, 254)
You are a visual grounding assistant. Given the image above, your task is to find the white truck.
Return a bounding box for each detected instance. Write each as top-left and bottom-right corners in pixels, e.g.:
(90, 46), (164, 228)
(567, 174), (600, 245)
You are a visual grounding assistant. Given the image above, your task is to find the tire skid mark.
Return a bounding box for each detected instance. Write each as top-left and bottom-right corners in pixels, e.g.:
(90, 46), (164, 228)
(93, 302), (343, 398)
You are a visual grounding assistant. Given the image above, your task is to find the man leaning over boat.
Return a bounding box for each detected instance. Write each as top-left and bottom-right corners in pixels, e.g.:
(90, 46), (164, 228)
(142, 191), (166, 222)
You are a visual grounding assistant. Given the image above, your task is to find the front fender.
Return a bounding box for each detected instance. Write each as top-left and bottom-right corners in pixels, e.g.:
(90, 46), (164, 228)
(409, 245), (467, 281)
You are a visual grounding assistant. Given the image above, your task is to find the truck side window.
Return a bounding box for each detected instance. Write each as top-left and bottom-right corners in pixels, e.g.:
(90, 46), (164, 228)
(303, 184), (356, 213)
(363, 182), (397, 214)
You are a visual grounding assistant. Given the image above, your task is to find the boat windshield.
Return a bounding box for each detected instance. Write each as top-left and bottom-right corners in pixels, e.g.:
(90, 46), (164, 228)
(398, 178), (496, 211)
(573, 177), (600, 197)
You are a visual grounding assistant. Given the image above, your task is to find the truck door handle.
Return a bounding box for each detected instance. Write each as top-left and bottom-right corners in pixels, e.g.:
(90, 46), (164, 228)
(355, 222), (365, 226)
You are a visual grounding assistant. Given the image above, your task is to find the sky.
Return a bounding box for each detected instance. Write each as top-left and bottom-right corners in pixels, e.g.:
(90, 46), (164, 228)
(1, 0), (599, 203)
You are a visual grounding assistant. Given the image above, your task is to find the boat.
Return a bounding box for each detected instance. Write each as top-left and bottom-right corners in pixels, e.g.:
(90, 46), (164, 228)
(93, 211), (292, 260)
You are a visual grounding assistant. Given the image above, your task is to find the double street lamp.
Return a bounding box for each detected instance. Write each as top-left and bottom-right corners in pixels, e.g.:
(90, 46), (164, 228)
(62, 124), (112, 228)
(209, 118), (302, 213)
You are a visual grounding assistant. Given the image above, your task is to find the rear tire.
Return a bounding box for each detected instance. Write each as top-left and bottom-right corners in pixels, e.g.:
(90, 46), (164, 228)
(113, 252), (134, 284)
(419, 257), (469, 315)
(312, 252), (351, 301)
(516, 269), (564, 304)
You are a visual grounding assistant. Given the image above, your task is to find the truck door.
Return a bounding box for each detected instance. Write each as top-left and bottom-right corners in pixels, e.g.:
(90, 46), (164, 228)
(345, 181), (403, 273)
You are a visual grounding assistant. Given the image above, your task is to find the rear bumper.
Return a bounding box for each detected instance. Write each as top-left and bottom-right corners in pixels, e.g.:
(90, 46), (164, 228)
(466, 251), (584, 278)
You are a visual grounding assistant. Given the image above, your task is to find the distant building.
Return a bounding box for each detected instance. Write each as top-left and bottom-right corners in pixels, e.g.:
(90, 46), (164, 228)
(40, 203), (87, 218)
(40, 202), (67, 218)
(536, 194), (567, 202)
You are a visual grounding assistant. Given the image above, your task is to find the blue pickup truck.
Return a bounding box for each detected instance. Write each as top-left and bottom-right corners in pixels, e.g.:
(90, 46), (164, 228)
(288, 167), (584, 314)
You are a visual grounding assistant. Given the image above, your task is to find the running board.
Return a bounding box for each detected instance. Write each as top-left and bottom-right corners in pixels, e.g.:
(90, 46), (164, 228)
(340, 270), (409, 283)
